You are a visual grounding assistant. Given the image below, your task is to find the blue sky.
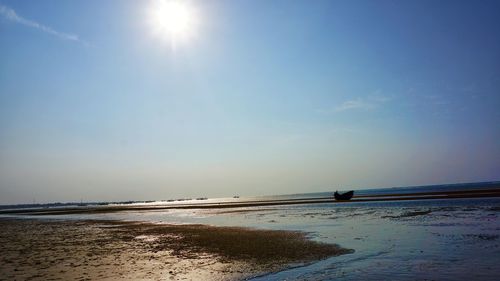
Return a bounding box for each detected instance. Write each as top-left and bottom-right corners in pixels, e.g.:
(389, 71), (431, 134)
(1, 0), (499, 204)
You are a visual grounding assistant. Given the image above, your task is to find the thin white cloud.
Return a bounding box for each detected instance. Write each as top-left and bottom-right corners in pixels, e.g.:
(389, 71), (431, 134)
(423, 95), (450, 106)
(0, 4), (88, 45)
(317, 92), (392, 114)
(334, 98), (376, 112)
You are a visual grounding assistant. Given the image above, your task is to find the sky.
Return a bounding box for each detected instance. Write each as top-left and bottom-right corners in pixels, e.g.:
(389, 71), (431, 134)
(0, 0), (499, 204)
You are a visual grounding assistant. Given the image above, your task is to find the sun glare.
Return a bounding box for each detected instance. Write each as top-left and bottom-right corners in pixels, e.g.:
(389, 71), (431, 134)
(149, 0), (196, 46)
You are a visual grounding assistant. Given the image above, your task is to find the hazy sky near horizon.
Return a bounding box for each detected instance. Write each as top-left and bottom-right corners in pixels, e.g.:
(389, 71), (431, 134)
(1, 0), (499, 204)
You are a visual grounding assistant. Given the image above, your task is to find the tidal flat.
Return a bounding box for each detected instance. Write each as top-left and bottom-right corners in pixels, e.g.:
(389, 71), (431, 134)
(1, 186), (499, 280)
(0, 218), (350, 280)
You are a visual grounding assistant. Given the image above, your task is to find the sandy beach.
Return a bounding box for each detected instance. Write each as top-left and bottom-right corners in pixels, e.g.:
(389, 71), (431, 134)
(0, 218), (351, 281)
(1, 0), (499, 279)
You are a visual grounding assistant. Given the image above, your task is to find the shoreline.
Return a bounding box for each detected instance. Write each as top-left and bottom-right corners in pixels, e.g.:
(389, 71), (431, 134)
(0, 218), (352, 280)
(1, 188), (499, 216)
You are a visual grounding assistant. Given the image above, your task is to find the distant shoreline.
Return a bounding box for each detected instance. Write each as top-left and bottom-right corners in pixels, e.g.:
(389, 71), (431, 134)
(1, 187), (499, 217)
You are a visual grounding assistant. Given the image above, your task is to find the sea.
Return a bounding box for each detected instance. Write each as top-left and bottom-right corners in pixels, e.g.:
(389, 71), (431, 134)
(2, 181), (500, 280)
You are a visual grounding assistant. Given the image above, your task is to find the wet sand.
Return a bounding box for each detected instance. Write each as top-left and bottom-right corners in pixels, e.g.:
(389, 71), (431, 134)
(0, 218), (351, 281)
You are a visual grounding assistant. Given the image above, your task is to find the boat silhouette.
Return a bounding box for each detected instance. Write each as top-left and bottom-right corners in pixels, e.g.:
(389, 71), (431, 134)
(334, 190), (354, 201)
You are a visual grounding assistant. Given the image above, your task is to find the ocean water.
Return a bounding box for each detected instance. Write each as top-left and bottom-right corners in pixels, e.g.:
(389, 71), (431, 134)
(3, 182), (500, 280)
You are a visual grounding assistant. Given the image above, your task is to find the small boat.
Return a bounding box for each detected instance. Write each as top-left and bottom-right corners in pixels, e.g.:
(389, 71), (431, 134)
(334, 190), (354, 201)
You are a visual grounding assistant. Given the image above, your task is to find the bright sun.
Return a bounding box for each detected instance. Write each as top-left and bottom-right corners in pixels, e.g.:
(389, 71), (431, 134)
(149, 0), (196, 46)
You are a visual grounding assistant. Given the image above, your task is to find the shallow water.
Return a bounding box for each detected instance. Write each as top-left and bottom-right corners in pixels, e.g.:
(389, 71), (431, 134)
(247, 198), (500, 281)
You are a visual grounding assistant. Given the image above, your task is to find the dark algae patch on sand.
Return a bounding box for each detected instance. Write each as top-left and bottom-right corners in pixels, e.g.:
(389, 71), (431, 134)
(0, 218), (352, 280)
(111, 221), (352, 264)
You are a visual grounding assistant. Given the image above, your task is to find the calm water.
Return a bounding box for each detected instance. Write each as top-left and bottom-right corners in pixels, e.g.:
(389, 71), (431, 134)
(3, 182), (500, 280)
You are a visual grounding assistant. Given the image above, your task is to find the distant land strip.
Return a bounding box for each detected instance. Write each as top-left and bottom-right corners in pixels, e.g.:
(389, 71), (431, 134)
(1, 188), (499, 216)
